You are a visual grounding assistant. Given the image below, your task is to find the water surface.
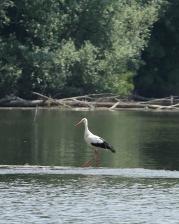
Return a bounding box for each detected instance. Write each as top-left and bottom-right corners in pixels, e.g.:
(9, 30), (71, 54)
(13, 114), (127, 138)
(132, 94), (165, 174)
(0, 109), (179, 223)
(1, 166), (179, 224)
(0, 109), (179, 169)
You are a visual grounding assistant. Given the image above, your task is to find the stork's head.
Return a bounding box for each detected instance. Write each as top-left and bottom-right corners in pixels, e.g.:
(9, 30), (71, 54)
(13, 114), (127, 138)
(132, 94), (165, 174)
(75, 118), (88, 127)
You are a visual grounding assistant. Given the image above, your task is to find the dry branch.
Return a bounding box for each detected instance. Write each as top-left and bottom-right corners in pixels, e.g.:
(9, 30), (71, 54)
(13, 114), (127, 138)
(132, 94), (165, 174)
(109, 102), (120, 110)
(1, 93), (179, 111)
(33, 91), (53, 101)
(33, 91), (72, 108)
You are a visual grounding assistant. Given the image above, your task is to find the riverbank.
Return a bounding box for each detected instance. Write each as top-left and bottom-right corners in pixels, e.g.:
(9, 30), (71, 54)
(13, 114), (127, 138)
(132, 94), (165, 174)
(0, 93), (179, 112)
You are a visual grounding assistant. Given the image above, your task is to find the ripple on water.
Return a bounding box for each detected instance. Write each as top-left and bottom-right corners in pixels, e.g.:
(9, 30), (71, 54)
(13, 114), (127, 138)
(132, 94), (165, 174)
(1, 165), (179, 178)
(0, 166), (179, 224)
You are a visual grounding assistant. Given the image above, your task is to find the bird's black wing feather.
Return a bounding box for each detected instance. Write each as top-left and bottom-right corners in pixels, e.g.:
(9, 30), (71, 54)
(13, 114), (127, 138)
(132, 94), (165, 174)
(91, 138), (116, 153)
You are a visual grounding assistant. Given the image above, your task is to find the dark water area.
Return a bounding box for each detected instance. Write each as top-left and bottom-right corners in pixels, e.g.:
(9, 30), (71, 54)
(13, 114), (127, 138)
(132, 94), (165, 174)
(0, 109), (179, 170)
(0, 109), (179, 223)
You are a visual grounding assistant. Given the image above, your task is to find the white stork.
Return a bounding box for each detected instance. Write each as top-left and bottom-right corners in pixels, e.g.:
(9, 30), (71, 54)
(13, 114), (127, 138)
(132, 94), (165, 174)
(75, 118), (115, 167)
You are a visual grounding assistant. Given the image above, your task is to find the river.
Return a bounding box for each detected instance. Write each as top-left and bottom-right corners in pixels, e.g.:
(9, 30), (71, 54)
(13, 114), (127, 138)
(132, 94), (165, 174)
(0, 109), (179, 223)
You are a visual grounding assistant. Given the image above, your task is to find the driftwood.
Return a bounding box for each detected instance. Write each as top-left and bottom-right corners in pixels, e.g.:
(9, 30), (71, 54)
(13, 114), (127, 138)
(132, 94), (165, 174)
(0, 93), (179, 111)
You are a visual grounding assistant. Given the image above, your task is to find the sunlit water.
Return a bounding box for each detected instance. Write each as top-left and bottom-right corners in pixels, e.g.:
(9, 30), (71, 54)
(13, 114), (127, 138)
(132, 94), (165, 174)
(1, 166), (179, 224)
(0, 109), (179, 223)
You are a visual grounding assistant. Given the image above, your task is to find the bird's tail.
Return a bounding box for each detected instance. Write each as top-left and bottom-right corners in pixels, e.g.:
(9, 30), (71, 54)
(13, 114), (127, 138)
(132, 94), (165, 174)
(109, 147), (116, 153)
(104, 141), (116, 153)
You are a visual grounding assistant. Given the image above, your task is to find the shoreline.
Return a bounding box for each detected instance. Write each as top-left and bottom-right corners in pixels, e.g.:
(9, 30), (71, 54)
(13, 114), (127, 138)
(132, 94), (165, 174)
(0, 93), (179, 112)
(0, 106), (179, 113)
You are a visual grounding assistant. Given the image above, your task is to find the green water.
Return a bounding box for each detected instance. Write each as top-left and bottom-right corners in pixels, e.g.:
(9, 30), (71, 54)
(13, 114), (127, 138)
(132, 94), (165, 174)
(1, 109), (179, 224)
(0, 109), (179, 169)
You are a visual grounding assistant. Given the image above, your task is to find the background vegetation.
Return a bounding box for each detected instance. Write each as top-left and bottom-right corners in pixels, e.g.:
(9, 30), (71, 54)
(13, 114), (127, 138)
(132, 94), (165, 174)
(0, 0), (177, 99)
(135, 0), (179, 97)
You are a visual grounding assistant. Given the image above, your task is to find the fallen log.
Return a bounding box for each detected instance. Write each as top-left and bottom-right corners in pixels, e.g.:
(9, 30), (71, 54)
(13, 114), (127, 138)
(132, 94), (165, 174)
(140, 96), (179, 106)
(33, 92), (72, 108)
(0, 99), (52, 107)
(1, 93), (179, 111)
(147, 104), (179, 110)
(60, 100), (146, 109)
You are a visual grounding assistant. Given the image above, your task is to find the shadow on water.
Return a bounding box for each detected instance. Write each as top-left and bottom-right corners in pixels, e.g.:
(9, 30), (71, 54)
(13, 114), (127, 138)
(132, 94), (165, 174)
(0, 109), (179, 170)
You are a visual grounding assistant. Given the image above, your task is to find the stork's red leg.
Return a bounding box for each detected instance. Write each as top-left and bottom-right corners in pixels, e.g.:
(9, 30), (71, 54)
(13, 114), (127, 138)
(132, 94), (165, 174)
(94, 150), (100, 167)
(81, 149), (100, 167)
(81, 159), (94, 167)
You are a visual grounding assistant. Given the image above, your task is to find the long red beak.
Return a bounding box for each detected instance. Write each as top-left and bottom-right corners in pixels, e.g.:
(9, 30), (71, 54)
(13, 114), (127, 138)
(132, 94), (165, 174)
(75, 120), (82, 127)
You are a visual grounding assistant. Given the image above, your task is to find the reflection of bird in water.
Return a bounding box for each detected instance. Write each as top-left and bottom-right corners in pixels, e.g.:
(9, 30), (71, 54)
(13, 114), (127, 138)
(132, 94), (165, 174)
(75, 118), (115, 167)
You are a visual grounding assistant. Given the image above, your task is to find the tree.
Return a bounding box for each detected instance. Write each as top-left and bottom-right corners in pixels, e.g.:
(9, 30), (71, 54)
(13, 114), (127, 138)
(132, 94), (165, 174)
(134, 0), (179, 97)
(0, 0), (166, 98)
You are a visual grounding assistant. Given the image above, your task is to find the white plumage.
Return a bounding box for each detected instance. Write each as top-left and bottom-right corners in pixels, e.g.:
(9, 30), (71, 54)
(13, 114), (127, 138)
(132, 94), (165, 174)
(75, 118), (115, 166)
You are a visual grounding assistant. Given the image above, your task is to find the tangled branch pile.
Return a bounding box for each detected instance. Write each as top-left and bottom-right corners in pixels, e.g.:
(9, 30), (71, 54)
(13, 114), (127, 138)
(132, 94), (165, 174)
(0, 93), (179, 111)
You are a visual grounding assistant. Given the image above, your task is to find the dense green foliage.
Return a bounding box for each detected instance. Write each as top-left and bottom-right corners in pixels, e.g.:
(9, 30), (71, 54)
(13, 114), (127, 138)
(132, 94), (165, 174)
(0, 0), (168, 98)
(134, 0), (179, 97)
